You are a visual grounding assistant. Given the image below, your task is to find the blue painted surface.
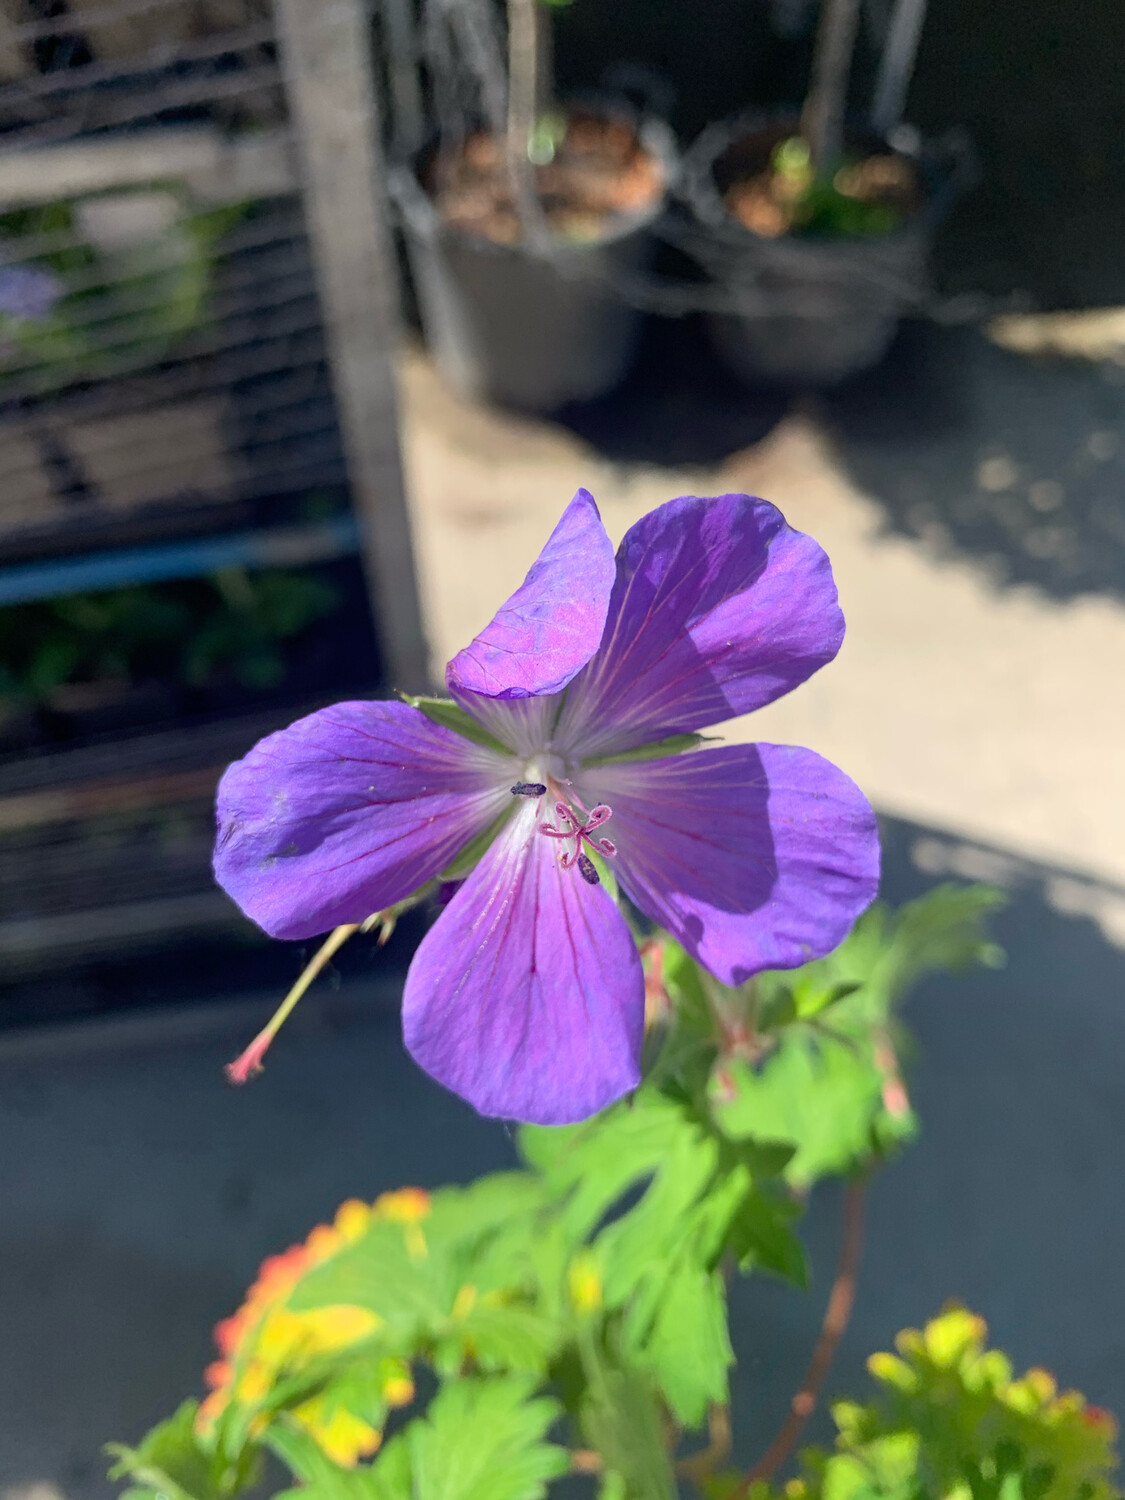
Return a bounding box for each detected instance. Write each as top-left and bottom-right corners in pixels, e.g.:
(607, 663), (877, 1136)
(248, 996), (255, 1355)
(0, 515), (362, 604)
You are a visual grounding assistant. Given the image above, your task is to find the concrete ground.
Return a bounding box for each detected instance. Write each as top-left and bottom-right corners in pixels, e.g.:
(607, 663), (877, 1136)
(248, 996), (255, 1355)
(399, 319), (1125, 898)
(3, 816), (1123, 1500)
(3, 321), (1125, 1498)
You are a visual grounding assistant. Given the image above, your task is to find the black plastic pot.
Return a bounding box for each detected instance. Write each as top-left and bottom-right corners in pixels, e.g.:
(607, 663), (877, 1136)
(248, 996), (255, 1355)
(392, 114), (678, 414)
(682, 115), (961, 387)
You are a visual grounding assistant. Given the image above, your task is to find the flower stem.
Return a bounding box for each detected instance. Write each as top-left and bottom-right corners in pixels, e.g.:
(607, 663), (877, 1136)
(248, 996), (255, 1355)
(734, 1178), (867, 1495)
(569, 1449), (603, 1474)
(225, 922), (360, 1084)
(676, 1404), (732, 1484)
(505, 0), (551, 250)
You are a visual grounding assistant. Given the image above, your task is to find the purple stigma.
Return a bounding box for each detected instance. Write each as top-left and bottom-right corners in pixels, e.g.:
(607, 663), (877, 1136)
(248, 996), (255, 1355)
(539, 798), (617, 872)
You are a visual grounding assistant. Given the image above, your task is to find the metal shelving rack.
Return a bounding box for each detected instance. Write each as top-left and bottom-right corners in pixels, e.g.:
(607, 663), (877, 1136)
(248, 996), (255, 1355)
(0, 0), (428, 981)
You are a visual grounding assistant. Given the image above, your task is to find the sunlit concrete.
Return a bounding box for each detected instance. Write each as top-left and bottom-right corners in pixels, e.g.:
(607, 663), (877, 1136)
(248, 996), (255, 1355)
(399, 340), (1125, 894)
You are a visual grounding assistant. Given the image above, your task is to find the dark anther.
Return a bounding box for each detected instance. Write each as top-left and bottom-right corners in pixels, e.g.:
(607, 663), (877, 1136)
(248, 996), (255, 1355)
(577, 853), (600, 885)
(511, 781), (547, 798)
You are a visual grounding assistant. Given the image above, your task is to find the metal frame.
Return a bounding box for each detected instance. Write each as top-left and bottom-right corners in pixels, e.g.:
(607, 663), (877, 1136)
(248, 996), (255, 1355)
(0, 0), (430, 692)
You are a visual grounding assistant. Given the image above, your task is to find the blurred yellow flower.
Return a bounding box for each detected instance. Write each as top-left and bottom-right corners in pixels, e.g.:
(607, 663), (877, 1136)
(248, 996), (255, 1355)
(196, 1189), (429, 1464)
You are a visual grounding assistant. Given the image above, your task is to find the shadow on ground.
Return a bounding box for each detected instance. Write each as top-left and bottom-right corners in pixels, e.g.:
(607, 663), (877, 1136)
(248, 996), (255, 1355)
(549, 310), (1125, 604)
(2, 814), (1124, 1498)
(554, 313), (792, 467)
(820, 322), (1125, 602)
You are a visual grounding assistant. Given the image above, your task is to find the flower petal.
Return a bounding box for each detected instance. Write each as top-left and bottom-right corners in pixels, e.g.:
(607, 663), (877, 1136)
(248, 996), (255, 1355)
(578, 744), (879, 983)
(446, 488), (616, 702)
(402, 801), (645, 1124)
(214, 701), (515, 940)
(555, 493), (844, 758)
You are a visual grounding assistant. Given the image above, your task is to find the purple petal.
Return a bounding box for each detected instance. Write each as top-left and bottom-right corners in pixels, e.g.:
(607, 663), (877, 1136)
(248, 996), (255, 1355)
(214, 700), (515, 940)
(577, 744), (879, 983)
(446, 488), (616, 702)
(402, 801), (645, 1124)
(555, 493), (844, 758)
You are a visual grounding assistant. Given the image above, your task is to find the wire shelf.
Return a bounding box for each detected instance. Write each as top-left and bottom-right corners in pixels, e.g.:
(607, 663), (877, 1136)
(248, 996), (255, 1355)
(0, 0), (429, 983)
(0, 172), (353, 560)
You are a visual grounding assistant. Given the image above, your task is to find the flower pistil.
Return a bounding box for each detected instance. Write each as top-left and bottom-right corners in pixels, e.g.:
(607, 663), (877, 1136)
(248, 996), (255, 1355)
(539, 797), (616, 884)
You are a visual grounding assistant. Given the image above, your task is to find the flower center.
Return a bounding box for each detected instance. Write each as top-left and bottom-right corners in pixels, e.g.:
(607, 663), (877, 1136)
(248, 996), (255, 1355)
(510, 769), (616, 886)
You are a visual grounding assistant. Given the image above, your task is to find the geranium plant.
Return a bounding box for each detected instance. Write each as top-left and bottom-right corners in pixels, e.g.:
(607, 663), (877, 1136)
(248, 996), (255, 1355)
(109, 491), (1119, 1500)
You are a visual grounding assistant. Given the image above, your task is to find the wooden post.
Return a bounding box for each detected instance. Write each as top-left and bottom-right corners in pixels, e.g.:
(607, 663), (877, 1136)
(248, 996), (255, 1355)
(274, 0), (430, 692)
(380, 0), (426, 156)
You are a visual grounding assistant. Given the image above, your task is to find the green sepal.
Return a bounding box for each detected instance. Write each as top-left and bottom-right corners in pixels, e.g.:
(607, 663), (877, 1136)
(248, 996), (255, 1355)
(399, 694), (511, 755)
(585, 733), (718, 767)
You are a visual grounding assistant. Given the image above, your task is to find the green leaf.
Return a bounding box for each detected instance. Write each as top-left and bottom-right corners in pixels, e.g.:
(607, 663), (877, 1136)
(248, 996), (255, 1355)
(873, 884), (1007, 1001)
(709, 1036), (885, 1189)
(268, 1423), (408, 1500)
(436, 1300), (561, 1377)
(786, 1306), (1120, 1500)
(648, 940), (718, 1092)
(106, 1402), (250, 1500)
(425, 1173), (548, 1302)
(268, 1377), (567, 1500)
(597, 1473), (629, 1500)
(579, 1352), (677, 1500)
(289, 1206), (452, 1346)
(640, 1264), (733, 1427)
(523, 1092), (761, 1423)
(725, 1187), (809, 1287)
(702, 888), (1005, 1190)
(791, 886), (1005, 1024)
(660, 940), (712, 1030)
(594, 1121), (720, 1308)
(400, 694), (511, 755)
(267, 1424), (368, 1493)
(290, 1174), (556, 1376)
(791, 980), (863, 1023)
(520, 1094), (688, 1240)
(407, 1376), (568, 1500)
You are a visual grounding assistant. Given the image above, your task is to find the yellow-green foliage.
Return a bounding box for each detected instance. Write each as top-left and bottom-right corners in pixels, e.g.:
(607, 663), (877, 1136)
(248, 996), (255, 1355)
(779, 1306), (1119, 1500)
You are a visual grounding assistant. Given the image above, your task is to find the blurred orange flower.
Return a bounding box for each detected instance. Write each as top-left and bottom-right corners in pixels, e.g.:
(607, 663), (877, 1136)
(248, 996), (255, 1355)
(197, 1191), (429, 1463)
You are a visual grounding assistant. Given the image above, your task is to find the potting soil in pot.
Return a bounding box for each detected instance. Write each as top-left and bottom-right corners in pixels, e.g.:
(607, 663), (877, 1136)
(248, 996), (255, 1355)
(404, 109), (674, 413)
(430, 112), (664, 245)
(684, 117), (936, 388)
(724, 134), (921, 240)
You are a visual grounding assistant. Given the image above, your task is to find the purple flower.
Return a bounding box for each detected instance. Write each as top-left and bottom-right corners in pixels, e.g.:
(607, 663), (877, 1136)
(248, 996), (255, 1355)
(0, 264), (62, 323)
(214, 491), (879, 1125)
